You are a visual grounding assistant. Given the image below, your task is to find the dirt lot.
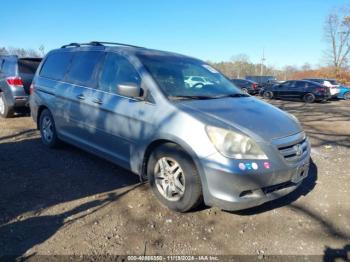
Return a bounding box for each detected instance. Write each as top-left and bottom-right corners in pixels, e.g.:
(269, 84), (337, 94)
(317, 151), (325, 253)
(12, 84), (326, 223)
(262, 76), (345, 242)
(0, 98), (349, 259)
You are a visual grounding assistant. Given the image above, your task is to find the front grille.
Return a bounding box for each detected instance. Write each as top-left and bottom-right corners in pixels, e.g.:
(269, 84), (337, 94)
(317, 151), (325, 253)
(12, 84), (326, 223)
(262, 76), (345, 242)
(277, 137), (308, 161)
(262, 181), (295, 195)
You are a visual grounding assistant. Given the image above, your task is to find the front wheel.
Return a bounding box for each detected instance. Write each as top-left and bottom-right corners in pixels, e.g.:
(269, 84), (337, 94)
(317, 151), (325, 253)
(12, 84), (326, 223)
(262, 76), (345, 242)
(303, 93), (316, 103)
(148, 143), (203, 212)
(344, 92), (350, 100)
(263, 91), (273, 99)
(39, 109), (60, 148)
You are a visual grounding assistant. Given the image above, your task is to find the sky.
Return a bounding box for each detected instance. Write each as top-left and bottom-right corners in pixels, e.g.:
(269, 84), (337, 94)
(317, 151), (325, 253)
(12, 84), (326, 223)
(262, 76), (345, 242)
(0, 0), (349, 68)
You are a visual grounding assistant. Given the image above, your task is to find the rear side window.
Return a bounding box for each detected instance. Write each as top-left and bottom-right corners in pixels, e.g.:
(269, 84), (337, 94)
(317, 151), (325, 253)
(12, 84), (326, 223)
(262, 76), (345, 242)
(98, 53), (141, 93)
(18, 60), (41, 74)
(192, 77), (203, 81)
(296, 81), (307, 88)
(40, 52), (73, 80)
(66, 51), (104, 86)
(1, 60), (15, 74)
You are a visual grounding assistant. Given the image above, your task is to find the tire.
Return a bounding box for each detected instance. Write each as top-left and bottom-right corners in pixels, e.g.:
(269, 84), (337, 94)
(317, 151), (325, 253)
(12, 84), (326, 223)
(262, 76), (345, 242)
(148, 143), (203, 212)
(344, 92), (350, 100)
(263, 91), (273, 99)
(303, 93), (316, 103)
(39, 109), (60, 148)
(0, 92), (14, 118)
(241, 88), (248, 93)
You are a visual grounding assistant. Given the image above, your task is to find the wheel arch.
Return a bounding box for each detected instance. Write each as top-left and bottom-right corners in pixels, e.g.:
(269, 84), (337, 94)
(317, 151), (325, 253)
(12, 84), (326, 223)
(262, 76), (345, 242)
(140, 137), (205, 183)
(36, 105), (49, 129)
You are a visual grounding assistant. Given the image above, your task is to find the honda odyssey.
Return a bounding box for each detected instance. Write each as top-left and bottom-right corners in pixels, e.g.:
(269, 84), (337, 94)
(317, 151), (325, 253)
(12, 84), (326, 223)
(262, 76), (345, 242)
(30, 42), (311, 212)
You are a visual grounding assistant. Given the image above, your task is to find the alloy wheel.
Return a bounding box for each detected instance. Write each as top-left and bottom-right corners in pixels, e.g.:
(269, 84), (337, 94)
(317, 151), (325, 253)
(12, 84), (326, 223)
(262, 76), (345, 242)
(42, 116), (54, 143)
(154, 157), (185, 202)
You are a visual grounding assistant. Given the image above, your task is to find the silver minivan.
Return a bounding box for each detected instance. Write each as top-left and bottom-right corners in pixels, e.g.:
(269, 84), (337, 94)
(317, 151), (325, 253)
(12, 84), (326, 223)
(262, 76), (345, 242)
(30, 42), (311, 212)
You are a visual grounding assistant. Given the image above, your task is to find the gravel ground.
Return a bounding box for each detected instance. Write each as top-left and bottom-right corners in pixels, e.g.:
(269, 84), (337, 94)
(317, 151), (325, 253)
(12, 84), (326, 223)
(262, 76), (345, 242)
(0, 98), (349, 259)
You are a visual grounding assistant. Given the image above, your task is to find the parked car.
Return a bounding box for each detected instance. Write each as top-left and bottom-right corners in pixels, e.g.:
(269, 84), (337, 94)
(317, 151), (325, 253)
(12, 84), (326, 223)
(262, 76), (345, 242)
(30, 41), (310, 212)
(337, 85), (350, 100)
(0, 55), (41, 118)
(230, 78), (260, 94)
(303, 78), (340, 98)
(245, 75), (277, 88)
(184, 76), (214, 88)
(261, 80), (331, 103)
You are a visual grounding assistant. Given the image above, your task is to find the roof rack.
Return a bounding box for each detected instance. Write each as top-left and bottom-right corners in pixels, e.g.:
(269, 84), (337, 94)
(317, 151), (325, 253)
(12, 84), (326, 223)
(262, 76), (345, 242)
(61, 41), (145, 49)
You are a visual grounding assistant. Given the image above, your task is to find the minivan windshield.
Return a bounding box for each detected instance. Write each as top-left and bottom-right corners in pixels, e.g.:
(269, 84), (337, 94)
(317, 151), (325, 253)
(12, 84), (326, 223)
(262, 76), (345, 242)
(138, 54), (245, 99)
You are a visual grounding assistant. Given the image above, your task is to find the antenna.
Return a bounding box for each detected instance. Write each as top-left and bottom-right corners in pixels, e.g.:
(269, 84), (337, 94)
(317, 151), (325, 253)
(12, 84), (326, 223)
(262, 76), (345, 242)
(260, 48), (266, 76)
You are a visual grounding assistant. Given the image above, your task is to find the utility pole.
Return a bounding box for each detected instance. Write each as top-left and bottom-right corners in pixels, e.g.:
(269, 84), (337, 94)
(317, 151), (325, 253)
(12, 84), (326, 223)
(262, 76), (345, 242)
(260, 48), (266, 76)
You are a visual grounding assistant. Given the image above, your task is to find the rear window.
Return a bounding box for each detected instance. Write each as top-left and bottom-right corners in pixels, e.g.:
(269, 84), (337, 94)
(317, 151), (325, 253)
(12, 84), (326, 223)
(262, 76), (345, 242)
(18, 59), (41, 74)
(40, 52), (73, 80)
(66, 51), (104, 86)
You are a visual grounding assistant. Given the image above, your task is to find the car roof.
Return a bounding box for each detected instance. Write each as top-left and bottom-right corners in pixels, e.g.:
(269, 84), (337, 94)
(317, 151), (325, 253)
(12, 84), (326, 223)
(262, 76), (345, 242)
(304, 78), (335, 81)
(289, 80), (324, 86)
(51, 42), (193, 61)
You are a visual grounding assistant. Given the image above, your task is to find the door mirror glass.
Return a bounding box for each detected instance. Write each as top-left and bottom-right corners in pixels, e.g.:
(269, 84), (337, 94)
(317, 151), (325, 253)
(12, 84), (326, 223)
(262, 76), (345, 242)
(116, 83), (142, 98)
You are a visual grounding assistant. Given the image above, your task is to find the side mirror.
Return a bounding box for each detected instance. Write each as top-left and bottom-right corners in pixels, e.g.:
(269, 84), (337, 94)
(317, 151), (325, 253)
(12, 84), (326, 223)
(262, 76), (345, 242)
(116, 83), (142, 98)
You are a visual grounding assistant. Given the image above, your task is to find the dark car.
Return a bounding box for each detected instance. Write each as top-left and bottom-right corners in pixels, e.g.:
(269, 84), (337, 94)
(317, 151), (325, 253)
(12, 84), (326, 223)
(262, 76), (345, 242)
(245, 75), (276, 88)
(0, 55), (42, 118)
(230, 78), (260, 94)
(303, 78), (340, 98)
(261, 80), (331, 103)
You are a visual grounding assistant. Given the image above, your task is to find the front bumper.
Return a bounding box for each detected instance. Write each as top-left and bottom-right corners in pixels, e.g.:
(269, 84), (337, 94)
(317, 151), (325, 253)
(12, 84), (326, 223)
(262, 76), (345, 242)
(200, 133), (311, 211)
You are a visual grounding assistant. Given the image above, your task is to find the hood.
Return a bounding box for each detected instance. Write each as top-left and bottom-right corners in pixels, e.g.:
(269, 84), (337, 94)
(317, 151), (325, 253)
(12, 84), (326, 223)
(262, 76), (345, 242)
(176, 97), (302, 141)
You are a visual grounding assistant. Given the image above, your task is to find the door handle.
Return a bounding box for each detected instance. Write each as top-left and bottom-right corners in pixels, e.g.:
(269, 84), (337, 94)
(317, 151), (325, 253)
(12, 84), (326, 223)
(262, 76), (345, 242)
(92, 98), (103, 105)
(77, 94), (85, 100)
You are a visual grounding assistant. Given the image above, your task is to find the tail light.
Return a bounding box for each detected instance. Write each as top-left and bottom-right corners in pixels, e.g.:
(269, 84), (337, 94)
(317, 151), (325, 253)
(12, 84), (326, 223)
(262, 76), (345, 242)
(6, 77), (23, 87)
(315, 87), (326, 92)
(252, 83), (258, 89)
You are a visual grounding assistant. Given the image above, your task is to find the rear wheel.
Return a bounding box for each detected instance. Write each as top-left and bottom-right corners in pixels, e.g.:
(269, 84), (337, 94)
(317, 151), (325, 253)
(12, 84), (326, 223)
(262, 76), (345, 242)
(0, 92), (14, 118)
(344, 92), (350, 100)
(241, 87), (248, 93)
(303, 93), (316, 103)
(263, 91), (273, 99)
(148, 143), (203, 212)
(39, 109), (60, 148)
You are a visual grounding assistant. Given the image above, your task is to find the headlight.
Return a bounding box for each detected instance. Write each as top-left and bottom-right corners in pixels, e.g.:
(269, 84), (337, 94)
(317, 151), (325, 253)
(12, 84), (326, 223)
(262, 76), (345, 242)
(289, 113), (299, 123)
(206, 126), (268, 159)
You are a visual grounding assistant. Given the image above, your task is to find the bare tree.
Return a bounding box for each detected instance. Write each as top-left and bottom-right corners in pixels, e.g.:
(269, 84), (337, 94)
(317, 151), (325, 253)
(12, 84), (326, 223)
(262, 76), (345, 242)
(324, 7), (350, 75)
(1, 47), (41, 58)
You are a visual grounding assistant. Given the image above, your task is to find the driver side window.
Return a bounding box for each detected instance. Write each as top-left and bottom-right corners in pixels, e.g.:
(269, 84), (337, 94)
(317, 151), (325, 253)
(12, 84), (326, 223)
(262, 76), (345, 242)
(98, 53), (141, 94)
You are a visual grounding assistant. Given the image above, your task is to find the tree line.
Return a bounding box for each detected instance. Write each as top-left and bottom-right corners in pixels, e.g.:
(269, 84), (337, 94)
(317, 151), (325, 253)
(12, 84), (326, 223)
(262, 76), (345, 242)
(0, 46), (45, 58)
(210, 4), (350, 84)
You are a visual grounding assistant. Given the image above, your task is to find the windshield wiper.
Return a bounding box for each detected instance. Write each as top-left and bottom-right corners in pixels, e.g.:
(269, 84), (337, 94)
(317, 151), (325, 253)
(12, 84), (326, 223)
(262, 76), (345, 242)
(169, 95), (220, 100)
(215, 93), (250, 98)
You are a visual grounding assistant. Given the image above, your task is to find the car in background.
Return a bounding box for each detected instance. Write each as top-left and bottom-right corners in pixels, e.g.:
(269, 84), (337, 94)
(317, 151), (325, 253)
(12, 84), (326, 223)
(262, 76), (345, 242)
(184, 76), (214, 88)
(30, 41), (310, 212)
(245, 75), (277, 88)
(0, 55), (41, 118)
(261, 80), (331, 103)
(230, 78), (260, 94)
(337, 85), (350, 100)
(303, 78), (340, 98)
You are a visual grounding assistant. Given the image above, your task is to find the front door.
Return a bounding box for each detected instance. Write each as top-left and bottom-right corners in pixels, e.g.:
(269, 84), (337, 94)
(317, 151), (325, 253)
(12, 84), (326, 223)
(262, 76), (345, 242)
(85, 52), (156, 168)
